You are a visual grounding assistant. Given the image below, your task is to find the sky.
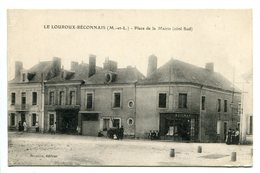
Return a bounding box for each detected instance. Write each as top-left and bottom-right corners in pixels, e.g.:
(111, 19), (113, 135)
(8, 10), (252, 85)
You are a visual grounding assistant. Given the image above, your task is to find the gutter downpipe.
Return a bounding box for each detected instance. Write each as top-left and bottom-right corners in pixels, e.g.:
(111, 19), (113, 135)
(199, 85), (203, 142)
(41, 73), (45, 133)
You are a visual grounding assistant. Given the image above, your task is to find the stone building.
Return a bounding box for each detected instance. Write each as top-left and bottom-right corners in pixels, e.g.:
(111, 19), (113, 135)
(135, 55), (241, 142)
(8, 57), (62, 132)
(43, 55), (102, 133)
(79, 58), (144, 137)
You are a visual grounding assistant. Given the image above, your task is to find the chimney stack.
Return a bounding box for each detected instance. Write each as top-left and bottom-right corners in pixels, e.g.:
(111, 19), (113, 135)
(15, 61), (23, 78)
(103, 57), (118, 72)
(88, 54), (96, 77)
(205, 62), (214, 72)
(52, 57), (61, 76)
(71, 61), (79, 72)
(147, 54), (157, 77)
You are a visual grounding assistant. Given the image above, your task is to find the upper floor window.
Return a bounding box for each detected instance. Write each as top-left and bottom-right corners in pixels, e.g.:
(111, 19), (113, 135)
(11, 93), (15, 105)
(59, 91), (65, 105)
(21, 92), (26, 104)
(86, 93), (93, 109)
(70, 91), (76, 105)
(178, 93), (187, 108)
(201, 96), (206, 110)
(32, 92), (37, 105)
(49, 92), (54, 105)
(217, 99), (221, 112)
(224, 100), (228, 112)
(158, 93), (167, 108)
(113, 92), (121, 108)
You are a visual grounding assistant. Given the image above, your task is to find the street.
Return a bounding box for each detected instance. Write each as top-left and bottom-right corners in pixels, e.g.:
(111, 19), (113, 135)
(8, 132), (252, 167)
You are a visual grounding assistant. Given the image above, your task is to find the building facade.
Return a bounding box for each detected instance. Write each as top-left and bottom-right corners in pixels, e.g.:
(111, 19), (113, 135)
(8, 55), (242, 143)
(136, 56), (241, 142)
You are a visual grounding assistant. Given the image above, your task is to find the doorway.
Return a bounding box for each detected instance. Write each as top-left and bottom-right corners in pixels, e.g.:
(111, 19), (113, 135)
(224, 122), (228, 141)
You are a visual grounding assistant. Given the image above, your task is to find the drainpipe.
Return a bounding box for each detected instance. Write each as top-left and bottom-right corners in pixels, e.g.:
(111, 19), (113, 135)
(199, 85), (203, 142)
(41, 73), (45, 133)
(134, 81), (137, 138)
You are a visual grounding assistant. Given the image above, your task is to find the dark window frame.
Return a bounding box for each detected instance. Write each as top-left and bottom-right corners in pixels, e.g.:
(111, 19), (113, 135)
(113, 92), (121, 108)
(201, 96), (206, 110)
(10, 113), (15, 126)
(11, 93), (15, 105)
(217, 99), (221, 112)
(32, 113), (37, 126)
(69, 91), (76, 105)
(158, 93), (167, 108)
(224, 100), (228, 112)
(32, 92), (37, 105)
(49, 91), (54, 105)
(178, 93), (187, 108)
(86, 93), (93, 109)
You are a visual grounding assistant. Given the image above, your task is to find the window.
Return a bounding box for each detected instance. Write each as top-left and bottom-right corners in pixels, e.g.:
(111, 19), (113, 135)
(128, 100), (134, 108)
(112, 118), (120, 128)
(86, 93), (93, 109)
(49, 92), (54, 105)
(159, 93), (167, 108)
(49, 114), (54, 126)
(32, 113), (37, 126)
(11, 93), (15, 105)
(113, 92), (121, 108)
(178, 93), (187, 108)
(70, 91), (76, 105)
(32, 92), (37, 105)
(201, 96), (206, 110)
(59, 91), (65, 105)
(217, 99), (221, 112)
(22, 73), (26, 82)
(224, 100), (228, 112)
(103, 118), (110, 131)
(11, 113), (15, 126)
(21, 92), (26, 104)
(127, 118), (134, 126)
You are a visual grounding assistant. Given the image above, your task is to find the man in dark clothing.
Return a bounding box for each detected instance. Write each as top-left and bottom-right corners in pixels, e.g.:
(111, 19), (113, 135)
(119, 126), (124, 140)
(226, 128), (232, 145)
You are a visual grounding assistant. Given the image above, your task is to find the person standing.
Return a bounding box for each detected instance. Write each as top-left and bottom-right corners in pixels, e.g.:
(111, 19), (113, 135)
(226, 128), (232, 145)
(119, 126), (124, 140)
(53, 122), (57, 134)
(23, 121), (27, 132)
(231, 129), (236, 144)
(235, 128), (240, 145)
(76, 125), (81, 135)
(35, 121), (39, 132)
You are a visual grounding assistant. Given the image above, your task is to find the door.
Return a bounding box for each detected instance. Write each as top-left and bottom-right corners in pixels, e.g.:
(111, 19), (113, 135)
(21, 113), (26, 123)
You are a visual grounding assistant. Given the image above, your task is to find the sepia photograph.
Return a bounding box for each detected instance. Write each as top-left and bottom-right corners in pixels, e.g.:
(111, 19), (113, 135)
(7, 9), (253, 167)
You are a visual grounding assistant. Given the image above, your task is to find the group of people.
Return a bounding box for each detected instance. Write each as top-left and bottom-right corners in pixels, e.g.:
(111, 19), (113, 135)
(18, 121), (39, 132)
(149, 130), (160, 140)
(226, 128), (240, 145)
(107, 126), (124, 140)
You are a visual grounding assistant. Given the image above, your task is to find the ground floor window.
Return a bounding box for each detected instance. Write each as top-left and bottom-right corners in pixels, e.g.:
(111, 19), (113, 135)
(11, 113), (15, 126)
(103, 118), (110, 131)
(112, 118), (120, 128)
(32, 113), (37, 126)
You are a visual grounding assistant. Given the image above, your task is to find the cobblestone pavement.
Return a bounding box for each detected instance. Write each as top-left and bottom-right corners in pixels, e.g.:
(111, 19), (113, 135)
(8, 132), (253, 167)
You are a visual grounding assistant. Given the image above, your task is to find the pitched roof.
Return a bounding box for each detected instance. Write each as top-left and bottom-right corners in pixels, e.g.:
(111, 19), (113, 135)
(138, 59), (240, 92)
(9, 61), (53, 83)
(85, 67), (145, 85)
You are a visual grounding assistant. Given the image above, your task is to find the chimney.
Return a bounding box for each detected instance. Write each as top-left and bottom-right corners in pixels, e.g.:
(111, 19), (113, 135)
(15, 61), (23, 78)
(88, 54), (96, 77)
(147, 54), (157, 77)
(71, 61), (79, 72)
(52, 57), (61, 76)
(103, 57), (118, 72)
(205, 62), (214, 72)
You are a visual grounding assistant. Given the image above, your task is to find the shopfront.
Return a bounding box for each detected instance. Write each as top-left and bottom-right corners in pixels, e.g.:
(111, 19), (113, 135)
(159, 113), (199, 141)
